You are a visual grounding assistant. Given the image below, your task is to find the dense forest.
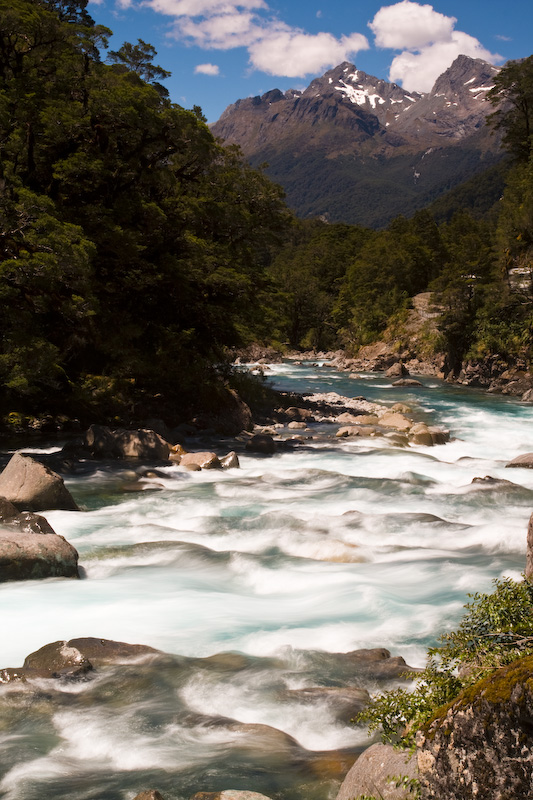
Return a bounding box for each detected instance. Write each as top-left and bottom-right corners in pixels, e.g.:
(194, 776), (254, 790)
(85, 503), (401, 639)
(0, 0), (532, 430)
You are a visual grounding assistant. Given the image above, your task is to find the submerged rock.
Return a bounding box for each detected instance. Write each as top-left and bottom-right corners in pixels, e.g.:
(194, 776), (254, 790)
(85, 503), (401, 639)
(0, 452), (79, 511)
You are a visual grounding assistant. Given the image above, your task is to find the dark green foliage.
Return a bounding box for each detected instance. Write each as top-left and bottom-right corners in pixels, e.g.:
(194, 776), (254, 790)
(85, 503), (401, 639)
(357, 577), (533, 748)
(250, 143), (504, 229)
(427, 159), (510, 224)
(488, 55), (533, 164)
(0, 0), (289, 425)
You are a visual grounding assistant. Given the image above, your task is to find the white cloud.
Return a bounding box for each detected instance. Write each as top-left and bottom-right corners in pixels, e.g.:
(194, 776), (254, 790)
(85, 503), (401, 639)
(389, 32), (499, 92)
(175, 11), (261, 49)
(249, 31), (369, 77)
(369, 1), (502, 93)
(148, 0), (266, 15)
(194, 62), (220, 75)
(135, 0), (368, 79)
(369, 1), (455, 50)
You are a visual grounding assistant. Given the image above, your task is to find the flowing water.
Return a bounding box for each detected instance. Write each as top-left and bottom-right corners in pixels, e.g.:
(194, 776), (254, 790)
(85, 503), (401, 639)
(1, 363), (533, 800)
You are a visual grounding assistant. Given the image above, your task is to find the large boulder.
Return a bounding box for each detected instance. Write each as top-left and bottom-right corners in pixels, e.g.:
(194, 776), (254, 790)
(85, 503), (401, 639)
(416, 655), (533, 799)
(179, 452), (222, 470)
(0, 504), (79, 582)
(1, 637), (161, 683)
(245, 434), (276, 454)
(506, 452), (533, 469)
(0, 495), (79, 582)
(336, 743), (418, 800)
(81, 425), (171, 460)
(0, 453), (79, 511)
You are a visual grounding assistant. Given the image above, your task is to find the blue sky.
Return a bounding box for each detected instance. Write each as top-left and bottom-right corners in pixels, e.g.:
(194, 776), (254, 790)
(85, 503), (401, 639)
(87, 0), (533, 122)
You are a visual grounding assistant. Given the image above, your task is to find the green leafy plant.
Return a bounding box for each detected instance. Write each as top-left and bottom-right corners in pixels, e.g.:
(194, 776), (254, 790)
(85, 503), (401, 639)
(356, 576), (533, 748)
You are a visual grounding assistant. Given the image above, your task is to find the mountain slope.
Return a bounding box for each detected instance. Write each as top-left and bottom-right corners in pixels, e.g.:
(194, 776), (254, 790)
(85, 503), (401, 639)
(211, 56), (503, 228)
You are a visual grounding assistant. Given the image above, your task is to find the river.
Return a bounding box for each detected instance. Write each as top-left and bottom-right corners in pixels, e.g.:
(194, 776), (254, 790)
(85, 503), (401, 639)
(1, 362), (532, 800)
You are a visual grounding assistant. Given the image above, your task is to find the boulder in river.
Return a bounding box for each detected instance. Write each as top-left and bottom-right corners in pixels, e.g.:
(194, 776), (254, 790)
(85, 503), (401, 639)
(133, 792), (166, 800)
(505, 452), (533, 468)
(80, 425), (171, 460)
(0, 637), (161, 683)
(245, 434), (276, 455)
(386, 362), (410, 378)
(0, 515), (79, 583)
(336, 742), (418, 800)
(180, 452), (222, 470)
(0, 452), (79, 511)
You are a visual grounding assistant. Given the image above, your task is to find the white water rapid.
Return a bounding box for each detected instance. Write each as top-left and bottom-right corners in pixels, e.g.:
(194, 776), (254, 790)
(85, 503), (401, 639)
(1, 363), (532, 800)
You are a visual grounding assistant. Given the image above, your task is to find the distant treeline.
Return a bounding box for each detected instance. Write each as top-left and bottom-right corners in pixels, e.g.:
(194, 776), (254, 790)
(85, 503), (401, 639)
(0, 0), (532, 427)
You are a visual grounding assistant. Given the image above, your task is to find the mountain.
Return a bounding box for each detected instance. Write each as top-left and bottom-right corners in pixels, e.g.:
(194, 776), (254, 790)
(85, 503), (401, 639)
(211, 56), (504, 228)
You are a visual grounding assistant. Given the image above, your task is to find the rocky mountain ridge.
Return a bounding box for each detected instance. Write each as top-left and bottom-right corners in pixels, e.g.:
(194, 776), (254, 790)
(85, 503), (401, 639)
(212, 56), (504, 227)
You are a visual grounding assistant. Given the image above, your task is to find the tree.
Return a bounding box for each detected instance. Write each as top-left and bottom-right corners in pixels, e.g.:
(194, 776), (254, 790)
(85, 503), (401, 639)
(488, 56), (533, 163)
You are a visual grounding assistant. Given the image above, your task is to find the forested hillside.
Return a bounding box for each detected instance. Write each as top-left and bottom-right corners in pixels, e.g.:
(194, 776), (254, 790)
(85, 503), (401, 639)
(0, 0), (532, 430)
(0, 0), (289, 427)
(266, 55), (533, 376)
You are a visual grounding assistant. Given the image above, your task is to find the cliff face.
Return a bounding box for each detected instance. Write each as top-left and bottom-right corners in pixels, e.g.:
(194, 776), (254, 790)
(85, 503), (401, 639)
(416, 656), (533, 799)
(211, 56), (503, 228)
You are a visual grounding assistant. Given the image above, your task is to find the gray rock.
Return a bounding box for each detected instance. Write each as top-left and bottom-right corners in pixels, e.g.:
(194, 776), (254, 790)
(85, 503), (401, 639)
(245, 434), (276, 454)
(386, 362), (409, 378)
(505, 452), (533, 468)
(0, 525), (79, 582)
(220, 451), (240, 469)
(0, 453), (79, 511)
(416, 655), (533, 800)
(180, 452), (222, 470)
(82, 425), (171, 460)
(0, 637), (161, 683)
(336, 743), (418, 800)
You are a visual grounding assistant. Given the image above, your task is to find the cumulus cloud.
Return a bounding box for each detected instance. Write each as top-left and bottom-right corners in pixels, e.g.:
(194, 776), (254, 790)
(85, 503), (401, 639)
(140, 0), (368, 78)
(369, 1), (502, 92)
(194, 63), (220, 75)
(369, 1), (455, 50)
(249, 31), (369, 77)
(389, 32), (498, 92)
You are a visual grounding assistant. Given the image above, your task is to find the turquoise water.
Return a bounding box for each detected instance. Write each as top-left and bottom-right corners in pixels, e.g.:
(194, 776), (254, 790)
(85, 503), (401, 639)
(1, 363), (532, 800)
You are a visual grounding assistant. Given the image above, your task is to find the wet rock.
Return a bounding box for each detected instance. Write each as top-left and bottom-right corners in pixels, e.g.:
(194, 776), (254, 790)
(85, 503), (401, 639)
(191, 792), (273, 800)
(416, 655), (533, 800)
(285, 686), (370, 723)
(378, 412), (412, 433)
(288, 421), (307, 429)
(0, 524), (79, 582)
(133, 792), (166, 800)
(220, 451), (240, 469)
(284, 407), (315, 422)
(386, 362), (409, 378)
(245, 434), (276, 455)
(0, 453), (79, 512)
(1, 637), (162, 683)
(76, 424), (171, 460)
(180, 452), (222, 470)
(393, 378), (423, 387)
(505, 452), (533, 468)
(336, 743), (418, 800)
